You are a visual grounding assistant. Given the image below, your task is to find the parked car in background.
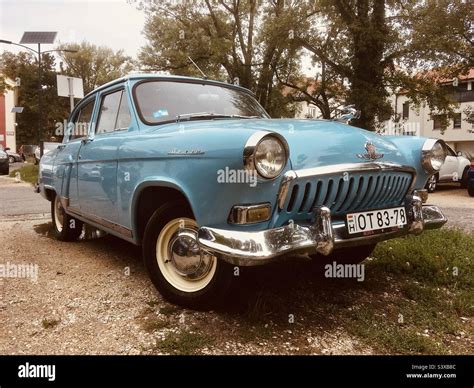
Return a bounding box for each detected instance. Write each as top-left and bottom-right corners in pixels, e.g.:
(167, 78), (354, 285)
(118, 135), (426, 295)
(34, 142), (60, 164)
(38, 74), (448, 309)
(5, 148), (22, 164)
(0, 149), (9, 175)
(467, 164), (474, 197)
(0, 145), (22, 164)
(425, 145), (470, 192)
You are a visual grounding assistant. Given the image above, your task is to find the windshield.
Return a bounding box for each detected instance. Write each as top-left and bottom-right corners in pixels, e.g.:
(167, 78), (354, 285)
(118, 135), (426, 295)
(134, 80), (269, 125)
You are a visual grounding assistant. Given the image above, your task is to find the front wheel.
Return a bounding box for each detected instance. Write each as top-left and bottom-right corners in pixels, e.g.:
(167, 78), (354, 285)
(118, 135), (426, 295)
(8, 156), (15, 164)
(143, 201), (234, 310)
(51, 195), (83, 241)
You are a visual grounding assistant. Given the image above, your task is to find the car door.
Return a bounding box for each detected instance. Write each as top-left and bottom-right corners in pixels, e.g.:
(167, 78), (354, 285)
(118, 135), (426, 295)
(77, 86), (132, 225)
(439, 145), (458, 182)
(53, 96), (96, 211)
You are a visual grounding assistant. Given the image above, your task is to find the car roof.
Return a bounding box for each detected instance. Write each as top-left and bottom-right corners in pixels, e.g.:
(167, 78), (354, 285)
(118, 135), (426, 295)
(82, 73), (254, 100)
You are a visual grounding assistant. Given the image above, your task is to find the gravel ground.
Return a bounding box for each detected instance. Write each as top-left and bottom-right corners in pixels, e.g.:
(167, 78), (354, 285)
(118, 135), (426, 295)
(0, 219), (373, 355)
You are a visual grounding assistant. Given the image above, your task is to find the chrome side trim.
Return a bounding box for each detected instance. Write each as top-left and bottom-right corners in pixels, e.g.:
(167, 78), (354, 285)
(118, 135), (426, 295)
(66, 207), (133, 238)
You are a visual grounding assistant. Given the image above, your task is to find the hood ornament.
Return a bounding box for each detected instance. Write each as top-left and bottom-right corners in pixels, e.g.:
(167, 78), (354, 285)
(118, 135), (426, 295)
(356, 141), (384, 160)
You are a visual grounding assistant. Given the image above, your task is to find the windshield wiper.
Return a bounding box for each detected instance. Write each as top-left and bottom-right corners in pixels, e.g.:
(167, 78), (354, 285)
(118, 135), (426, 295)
(176, 112), (260, 122)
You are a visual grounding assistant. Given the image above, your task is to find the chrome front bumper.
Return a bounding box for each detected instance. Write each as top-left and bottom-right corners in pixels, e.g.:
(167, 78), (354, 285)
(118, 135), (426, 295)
(197, 196), (447, 266)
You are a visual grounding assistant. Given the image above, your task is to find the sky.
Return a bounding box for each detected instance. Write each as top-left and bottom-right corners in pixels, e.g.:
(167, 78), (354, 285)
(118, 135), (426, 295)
(0, 0), (316, 75)
(0, 0), (147, 58)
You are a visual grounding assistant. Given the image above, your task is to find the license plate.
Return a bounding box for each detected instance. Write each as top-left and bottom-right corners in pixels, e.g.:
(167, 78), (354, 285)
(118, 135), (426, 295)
(346, 207), (407, 235)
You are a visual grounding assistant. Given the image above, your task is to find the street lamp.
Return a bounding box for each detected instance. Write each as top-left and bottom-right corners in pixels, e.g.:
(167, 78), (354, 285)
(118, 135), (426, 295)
(0, 32), (78, 157)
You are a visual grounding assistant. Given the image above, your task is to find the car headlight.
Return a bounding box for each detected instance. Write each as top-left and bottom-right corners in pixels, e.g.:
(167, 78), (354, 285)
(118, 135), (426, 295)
(244, 131), (289, 179)
(421, 139), (447, 173)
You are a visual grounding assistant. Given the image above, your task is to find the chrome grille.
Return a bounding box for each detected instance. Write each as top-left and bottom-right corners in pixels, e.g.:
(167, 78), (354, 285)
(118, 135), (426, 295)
(280, 170), (413, 219)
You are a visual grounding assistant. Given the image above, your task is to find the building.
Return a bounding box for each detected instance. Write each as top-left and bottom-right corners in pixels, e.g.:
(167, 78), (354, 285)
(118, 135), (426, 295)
(0, 76), (18, 152)
(383, 69), (474, 157)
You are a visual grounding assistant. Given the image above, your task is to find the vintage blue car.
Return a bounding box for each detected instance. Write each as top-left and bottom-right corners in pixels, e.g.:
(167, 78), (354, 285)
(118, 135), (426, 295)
(38, 74), (448, 308)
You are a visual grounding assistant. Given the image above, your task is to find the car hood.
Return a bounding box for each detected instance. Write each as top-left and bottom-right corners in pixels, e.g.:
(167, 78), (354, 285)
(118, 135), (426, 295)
(255, 119), (406, 170)
(154, 118), (408, 169)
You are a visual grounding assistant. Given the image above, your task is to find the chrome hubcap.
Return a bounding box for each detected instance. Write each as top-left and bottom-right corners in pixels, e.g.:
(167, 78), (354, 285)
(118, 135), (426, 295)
(428, 176), (436, 191)
(167, 228), (214, 281)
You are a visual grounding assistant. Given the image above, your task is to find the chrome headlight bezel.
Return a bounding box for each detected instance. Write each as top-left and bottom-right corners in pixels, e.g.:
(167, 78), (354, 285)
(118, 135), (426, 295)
(421, 139), (447, 174)
(243, 131), (289, 180)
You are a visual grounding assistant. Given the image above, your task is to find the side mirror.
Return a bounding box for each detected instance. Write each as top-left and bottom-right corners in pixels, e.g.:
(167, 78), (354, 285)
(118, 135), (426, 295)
(4, 147), (10, 151)
(457, 151), (463, 157)
(335, 105), (361, 123)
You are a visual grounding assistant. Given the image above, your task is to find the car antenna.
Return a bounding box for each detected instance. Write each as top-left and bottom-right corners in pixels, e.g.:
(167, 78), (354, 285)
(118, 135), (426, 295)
(188, 56), (208, 80)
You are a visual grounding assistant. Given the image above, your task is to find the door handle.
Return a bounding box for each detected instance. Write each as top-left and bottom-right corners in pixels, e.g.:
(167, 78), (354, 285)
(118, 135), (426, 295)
(57, 144), (66, 150)
(81, 137), (93, 145)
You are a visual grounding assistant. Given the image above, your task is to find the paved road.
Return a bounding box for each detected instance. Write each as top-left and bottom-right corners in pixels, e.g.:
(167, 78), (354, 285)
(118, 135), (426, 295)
(429, 185), (474, 232)
(0, 175), (49, 220)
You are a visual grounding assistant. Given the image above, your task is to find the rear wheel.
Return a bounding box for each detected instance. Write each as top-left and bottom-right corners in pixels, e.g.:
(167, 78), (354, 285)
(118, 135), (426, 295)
(8, 156), (15, 164)
(143, 200), (234, 309)
(51, 194), (83, 241)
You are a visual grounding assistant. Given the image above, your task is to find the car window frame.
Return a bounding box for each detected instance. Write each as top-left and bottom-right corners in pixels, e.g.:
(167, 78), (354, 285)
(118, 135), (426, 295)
(67, 95), (97, 142)
(131, 78), (270, 126)
(95, 86), (131, 135)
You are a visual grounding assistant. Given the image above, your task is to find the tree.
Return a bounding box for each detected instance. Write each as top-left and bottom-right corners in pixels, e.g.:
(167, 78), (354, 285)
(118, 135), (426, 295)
(56, 41), (135, 94)
(138, 0), (312, 116)
(138, 0), (472, 129)
(0, 51), (70, 146)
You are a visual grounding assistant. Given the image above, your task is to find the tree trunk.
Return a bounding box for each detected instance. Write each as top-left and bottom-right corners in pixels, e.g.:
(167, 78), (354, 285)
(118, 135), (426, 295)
(347, 0), (387, 131)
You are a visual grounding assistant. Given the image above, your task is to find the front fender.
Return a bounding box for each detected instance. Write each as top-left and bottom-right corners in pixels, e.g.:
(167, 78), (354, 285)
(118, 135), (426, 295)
(384, 136), (433, 189)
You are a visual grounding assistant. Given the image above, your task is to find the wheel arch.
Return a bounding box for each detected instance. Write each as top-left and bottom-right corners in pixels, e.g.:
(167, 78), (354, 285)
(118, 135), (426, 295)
(131, 180), (196, 245)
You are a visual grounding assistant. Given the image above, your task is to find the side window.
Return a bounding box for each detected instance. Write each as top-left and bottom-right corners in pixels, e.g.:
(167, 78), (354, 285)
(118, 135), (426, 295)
(116, 92), (131, 129)
(70, 98), (95, 140)
(96, 89), (131, 134)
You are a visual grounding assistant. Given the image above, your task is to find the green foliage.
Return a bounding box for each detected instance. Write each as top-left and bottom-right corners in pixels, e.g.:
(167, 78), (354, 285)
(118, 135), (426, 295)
(138, 0), (473, 129)
(0, 42), (134, 148)
(10, 164), (39, 185)
(0, 51), (70, 145)
(56, 41), (135, 94)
